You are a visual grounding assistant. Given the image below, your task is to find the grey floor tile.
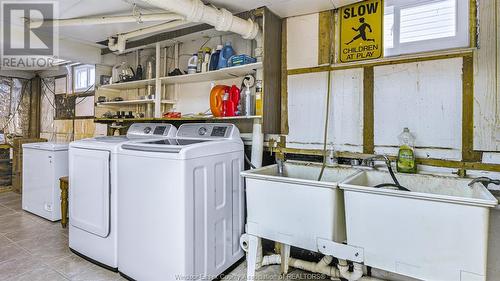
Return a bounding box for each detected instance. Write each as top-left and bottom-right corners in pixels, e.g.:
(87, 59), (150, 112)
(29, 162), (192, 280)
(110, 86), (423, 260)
(0, 243), (29, 263)
(0, 235), (11, 247)
(0, 213), (41, 235)
(15, 233), (72, 261)
(0, 203), (16, 217)
(4, 223), (56, 243)
(47, 254), (96, 279)
(2, 198), (22, 212)
(0, 255), (45, 280)
(70, 265), (122, 281)
(20, 211), (62, 228)
(5, 265), (69, 281)
(0, 192), (21, 204)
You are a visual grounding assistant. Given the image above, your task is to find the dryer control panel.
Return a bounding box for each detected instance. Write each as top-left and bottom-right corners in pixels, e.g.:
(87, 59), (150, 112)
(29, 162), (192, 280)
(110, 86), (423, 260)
(176, 124), (239, 139)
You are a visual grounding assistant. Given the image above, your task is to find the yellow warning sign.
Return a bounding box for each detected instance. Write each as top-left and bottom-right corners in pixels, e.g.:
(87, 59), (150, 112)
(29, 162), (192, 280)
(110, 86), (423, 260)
(340, 0), (383, 63)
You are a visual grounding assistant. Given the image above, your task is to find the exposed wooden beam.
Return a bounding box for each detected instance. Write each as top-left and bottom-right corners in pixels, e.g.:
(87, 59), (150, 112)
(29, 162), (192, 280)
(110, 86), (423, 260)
(288, 48), (475, 76)
(462, 55), (482, 161)
(281, 19), (289, 135)
(318, 10), (334, 65)
(363, 67), (374, 154)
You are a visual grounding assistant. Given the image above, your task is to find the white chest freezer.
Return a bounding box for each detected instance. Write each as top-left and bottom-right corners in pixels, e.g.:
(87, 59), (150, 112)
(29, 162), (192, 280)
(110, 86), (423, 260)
(22, 142), (69, 221)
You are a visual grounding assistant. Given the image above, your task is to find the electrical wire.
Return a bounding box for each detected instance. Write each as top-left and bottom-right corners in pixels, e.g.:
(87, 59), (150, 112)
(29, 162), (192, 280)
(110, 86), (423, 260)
(317, 69), (332, 181)
(41, 78), (57, 109)
(1, 79), (30, 134)
(317, 12), (335, 181)
(244, 152), (256, 169)
(75, 84), (96, 105)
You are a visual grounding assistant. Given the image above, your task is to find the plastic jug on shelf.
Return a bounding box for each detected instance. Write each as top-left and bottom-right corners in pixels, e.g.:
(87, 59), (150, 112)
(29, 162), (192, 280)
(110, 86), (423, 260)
(209, 45), (223, 71)
(187, 54), (198, 74)
(217, 42), (235, 70)
(210, 85), (230, 117)
(222, 90), (234, 117)
(229, 85), (241, 116)
(210, 84), (240, 117)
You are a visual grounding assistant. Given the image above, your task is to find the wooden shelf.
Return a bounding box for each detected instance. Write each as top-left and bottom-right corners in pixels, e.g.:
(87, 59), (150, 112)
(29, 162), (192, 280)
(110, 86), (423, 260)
(94, 115), (262, 123)
(97, 63), (260, 91)
(161, 100), (177, 104)
(99, 79), (156, 91)
(96, 99), (155, 106)
(160, 62), (262, 85)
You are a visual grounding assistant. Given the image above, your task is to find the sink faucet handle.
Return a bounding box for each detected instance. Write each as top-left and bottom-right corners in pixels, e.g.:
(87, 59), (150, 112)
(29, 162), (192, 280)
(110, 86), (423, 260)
(362, 154), (391, 167)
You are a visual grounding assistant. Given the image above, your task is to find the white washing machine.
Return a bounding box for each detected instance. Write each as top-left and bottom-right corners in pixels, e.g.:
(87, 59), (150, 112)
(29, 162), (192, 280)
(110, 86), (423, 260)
(22, 142), (69, 221)
(116, 123), (245, 281)
(68, 123), (177, 271)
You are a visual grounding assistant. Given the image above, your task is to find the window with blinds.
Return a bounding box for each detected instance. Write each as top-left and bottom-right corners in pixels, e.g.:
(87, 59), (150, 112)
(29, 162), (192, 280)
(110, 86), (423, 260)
(384, 0), (469, 57)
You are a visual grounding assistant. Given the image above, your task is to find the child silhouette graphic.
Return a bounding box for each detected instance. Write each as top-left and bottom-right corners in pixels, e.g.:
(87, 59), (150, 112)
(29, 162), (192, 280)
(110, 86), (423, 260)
(345, 17), (375, 45)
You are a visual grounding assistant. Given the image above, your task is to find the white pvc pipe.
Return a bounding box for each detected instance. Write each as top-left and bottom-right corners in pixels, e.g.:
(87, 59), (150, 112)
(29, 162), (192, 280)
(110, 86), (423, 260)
(32, 13), (184, 27)
(258, 254), (385, 281)
(154, 43), (161, 118)
(140, 0), (260, 40)
(251, 121), (263, 168)
(261, 254), (281, 266)
(338, 260), (364, 281)
(108, 20), (188, 53)
(290, 256), (340, 277)
(124, 21), (188, 40)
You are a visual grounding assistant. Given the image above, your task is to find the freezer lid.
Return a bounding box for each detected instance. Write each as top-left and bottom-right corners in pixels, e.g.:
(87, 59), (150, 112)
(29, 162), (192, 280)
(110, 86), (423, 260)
(22, 142), (69, 151)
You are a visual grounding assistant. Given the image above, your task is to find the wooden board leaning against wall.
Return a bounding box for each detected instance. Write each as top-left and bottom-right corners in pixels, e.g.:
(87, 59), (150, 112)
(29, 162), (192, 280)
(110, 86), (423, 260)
(279, 0), (500, 173)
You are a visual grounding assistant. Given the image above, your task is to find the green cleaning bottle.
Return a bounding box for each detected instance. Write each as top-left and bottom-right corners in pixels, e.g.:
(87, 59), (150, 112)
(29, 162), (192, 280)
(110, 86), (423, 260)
(397, 128), (417, 173)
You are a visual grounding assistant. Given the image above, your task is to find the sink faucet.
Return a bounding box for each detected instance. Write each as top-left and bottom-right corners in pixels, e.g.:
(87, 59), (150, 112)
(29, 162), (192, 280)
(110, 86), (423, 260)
(362, 154), (404, 189)
(276, 155), (285, 176)
(468, 177), (500, 188)
(362, 154), (392, 169)
(272, 136), (286, 176)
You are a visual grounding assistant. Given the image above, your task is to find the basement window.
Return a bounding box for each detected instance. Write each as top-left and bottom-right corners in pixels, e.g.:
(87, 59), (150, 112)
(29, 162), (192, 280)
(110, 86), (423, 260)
(384, 0), (469, 57)
(73, 64), (95, 93)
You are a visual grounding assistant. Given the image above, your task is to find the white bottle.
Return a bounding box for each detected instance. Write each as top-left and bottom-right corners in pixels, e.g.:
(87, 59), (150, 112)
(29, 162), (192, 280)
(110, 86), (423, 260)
(326, 143), (337, 165)
(242, 86), (255, 116)
(187, 54), (198, 74)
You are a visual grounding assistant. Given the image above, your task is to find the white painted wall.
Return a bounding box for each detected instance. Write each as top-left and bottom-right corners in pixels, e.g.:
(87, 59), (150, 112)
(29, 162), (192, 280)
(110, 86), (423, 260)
(287, 68), (364, 152)
(285, 13), (469, 161)
(473, 0), (500, 151)
(287, 14), (319, 69)
(373, 59), (463, 160)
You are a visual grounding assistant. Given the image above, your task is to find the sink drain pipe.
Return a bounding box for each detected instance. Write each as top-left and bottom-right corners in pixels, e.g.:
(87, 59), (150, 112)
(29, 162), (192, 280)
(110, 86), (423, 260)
(240, 235), (384, 281)
(259, 253), (383, 281)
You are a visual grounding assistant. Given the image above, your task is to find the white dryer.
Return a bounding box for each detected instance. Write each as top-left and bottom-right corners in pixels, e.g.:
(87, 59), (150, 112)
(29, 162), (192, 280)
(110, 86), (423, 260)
(68, 123), (177, 271)
(116, 123), (245, 281)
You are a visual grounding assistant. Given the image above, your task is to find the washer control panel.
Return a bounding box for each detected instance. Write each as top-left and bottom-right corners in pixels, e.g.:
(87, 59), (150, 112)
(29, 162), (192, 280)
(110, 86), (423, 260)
(126, 123), (177, 138)
(177, 124), (236, 139)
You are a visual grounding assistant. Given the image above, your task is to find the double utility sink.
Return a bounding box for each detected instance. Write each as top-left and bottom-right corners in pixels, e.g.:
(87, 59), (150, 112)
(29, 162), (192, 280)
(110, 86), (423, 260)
(241, 161), (498, 281)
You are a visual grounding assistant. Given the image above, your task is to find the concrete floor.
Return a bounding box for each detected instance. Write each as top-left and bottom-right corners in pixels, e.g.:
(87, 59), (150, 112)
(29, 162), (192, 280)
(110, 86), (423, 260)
(0, 191), (327, 281)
